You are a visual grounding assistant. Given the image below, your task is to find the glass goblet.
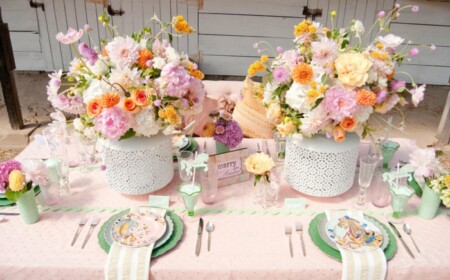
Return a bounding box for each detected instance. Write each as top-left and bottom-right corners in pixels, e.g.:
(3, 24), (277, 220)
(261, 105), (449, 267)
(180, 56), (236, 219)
(380, 140), (400, 169)
(388, 182), (414, 224)
(354, 156), (379, 210)
(178, 181), (202, 222)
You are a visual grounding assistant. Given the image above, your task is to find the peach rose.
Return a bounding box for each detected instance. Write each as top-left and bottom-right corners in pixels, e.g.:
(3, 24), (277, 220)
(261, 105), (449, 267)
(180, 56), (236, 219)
(335, 53), (372, 89)
(332, 126), (346, 142)
(8, 170), (25, 191)
(122, 97), (140, 113)
(276, 118), (296, 136)
(244, 153), (275, 175)
(87, 99), (103, 118)
(99, 92), (120, 108)
(339, 117), (358, 132)
(132, 89), (151, 106)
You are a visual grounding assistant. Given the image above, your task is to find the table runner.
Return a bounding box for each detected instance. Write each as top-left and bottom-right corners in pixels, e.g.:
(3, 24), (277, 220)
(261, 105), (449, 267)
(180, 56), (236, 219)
(1, 138), (450, 280)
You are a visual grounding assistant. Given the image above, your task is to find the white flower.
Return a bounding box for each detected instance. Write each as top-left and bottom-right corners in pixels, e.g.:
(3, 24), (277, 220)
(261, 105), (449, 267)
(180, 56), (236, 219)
(68, 57), (84, 77)
(73, 118), (84, 131)
(377, 34), (404, 48)
(165, 47), (181, 62)
(133, 108), (160, 137)
(263, 82), (276, 105)
(83, 79), (114, 103)
(109, 67), (142, 92)
(105, 36), (140, 68)
(21, 159), (48, 187)
(311, 37), (338, 67)
(90, 56), (108, 76)
(139, 38), (148, 49)
(409, 148), (442, 178)
(285, 82), (310, 113)
(352, 20), (365, 38)
(153, 57), (166, 70)
(83, 127), (97, 140)
(354, 105), (373, 123)
(300, 104), (330, 136)
(411, 84), (426, 107)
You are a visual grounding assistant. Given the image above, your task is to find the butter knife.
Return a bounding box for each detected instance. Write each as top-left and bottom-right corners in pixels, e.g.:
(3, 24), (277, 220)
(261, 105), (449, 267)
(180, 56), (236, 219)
(388, 222), (415, 259)
(195, 218), (204, 256)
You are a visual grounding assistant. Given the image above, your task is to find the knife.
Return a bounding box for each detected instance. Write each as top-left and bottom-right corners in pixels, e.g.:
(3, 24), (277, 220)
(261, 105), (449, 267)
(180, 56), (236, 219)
(0, 212), (20, 216)
(195, 218), (204, 256)
(388, 222), (415, 259)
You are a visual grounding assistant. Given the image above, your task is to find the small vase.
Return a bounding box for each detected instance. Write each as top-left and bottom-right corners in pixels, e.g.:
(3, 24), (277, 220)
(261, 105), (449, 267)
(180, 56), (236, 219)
(371, 169), (391, 208)
(215, 142), (230, 154)
(254, 176), (280, 208)
(16, 189), (40, 224)
(418, 187), (441, 220)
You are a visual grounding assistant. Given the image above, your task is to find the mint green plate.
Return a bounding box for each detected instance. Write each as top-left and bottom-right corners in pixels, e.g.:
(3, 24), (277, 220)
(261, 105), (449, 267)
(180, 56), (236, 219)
(98, 209), (184, 258)
(309, 213), (397, 262)
(0, 186), (41, 207)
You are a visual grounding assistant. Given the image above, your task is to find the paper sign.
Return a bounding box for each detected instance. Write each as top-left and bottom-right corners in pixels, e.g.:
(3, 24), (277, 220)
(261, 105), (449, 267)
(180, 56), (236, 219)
(207, 148), (250, 187)
(148, 195), (170, 209)
(284, 198), (306, 210)
(216, 159), (242, 179)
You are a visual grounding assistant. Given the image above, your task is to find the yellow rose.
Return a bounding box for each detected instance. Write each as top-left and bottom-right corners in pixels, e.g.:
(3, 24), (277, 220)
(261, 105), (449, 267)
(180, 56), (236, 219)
(266, 102), (281, 123)
(335, 53), (372, 89)
(276, 118), (296, 136)
(8, 170), (25, 192)
(244, 153), (275, 175)
(445, 175), (450, 186)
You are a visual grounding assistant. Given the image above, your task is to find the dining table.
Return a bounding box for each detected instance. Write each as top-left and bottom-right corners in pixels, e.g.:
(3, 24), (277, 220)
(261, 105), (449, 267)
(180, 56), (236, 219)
(1, 137), (450, 280)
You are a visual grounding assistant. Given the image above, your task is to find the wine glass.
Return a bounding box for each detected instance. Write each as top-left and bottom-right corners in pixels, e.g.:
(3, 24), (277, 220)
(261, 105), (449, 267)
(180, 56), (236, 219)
(178, 181), (202, 222)
(388, 178), (414, 224)
(380, 140), (400, 169)
(354, 156), (379, 210)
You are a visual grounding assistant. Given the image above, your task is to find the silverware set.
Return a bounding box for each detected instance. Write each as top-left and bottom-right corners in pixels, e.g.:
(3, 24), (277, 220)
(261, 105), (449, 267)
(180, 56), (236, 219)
(195, 218), (215, 256)
(388, 222), (420, 259)
(71, 217), (100, 249)
(285, 222), (306, 257)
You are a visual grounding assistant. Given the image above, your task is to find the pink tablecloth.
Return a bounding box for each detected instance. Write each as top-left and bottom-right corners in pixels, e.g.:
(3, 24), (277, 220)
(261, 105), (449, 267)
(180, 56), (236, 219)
(1, 138), (449, 280)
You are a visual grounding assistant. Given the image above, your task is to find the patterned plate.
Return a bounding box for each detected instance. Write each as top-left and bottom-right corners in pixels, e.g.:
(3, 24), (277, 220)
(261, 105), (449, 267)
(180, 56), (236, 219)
(111, 211), (167, 248)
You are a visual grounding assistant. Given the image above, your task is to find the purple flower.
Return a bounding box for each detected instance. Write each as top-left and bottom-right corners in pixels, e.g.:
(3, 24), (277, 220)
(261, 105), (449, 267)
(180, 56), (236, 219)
(411, 5), (419, 12)
(215, 125), (225, 135)
(213, 120), (243, 148)
(153, 100), (162, 107)
(376, 89), (388, 104)
(157, 62), (192, 98)
(0, 160), (22, 191)
(49, 94), (85, 115)
(378, 11), (385, 18)
(390, 80), (406, 92)
(273, 67), (290, 83)
(93, 107), (131, 141)
(276, 46), (284, 53)
(323, 86), (357, 122)
(78, 42), (98, 66)
(409, 48), (419, 57)
(145, 59), (153, 67)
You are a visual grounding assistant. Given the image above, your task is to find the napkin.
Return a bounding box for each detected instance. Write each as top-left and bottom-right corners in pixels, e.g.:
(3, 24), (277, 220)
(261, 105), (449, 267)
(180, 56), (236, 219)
(326, 210), (387, 280)
(105, 207), (167, 280)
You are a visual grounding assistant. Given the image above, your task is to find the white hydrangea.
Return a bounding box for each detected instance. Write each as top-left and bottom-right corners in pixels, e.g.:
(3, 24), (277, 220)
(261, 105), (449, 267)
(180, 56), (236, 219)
(83, 79), (114, 103)
(133, 108), (160, 137)
(165, 47), (180, 62)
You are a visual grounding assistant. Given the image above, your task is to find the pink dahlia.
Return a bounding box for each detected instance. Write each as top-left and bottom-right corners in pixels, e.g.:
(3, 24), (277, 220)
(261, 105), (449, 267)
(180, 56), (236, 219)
(311, 37), (338, 66)
(273, 67), (290, 83)
(93, 107), (132, 141)
(105, 36), (140, 68)
(158, 62), (192, 98)
(323, 86), (357, 122)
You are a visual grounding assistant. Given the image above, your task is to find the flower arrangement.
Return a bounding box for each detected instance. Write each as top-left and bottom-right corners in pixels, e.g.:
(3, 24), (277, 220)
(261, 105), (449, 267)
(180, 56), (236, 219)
(205, 111), (244, 149)
(0, 159), (47, 202)
(428, 174), (450, 207)
(244, 153), (275, 186)
(248, 4), (433, 142)
(47, 14), (205, 141)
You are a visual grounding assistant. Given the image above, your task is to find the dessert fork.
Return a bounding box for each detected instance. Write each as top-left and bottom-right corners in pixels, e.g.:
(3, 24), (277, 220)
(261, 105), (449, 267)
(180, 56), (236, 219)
(295, 221), (306, 256)
(81, 217), (100, 249)
(71, 217), (87, 246)
(285, 226), (293, 258)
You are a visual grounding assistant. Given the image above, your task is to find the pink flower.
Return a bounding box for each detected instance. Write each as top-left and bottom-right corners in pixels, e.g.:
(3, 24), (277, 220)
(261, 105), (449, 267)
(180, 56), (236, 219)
(215, 125), (225, 135)
(411, 84), (426, 107)
(56, 28), (84, 44)
(430, 44), (436, 51)
(49, 94), (85, 115)
(390, 80), (406, 92)
(311, 37), (338, 66)
(157, 62), (192, 98)
(281, 50), (300, 68)
(323, 86), (357, 122)
(409, 48), (419, 57)
(272, 67), (290, 83)
(276, 46), (284, 53)
(105, 36), (140, 68)
(152, 39), (170, 56)
(410, 148), (441, 178)
(253, 43), (259, 49)
(411, 5), (419, 12)
(187, 78), (205, 106)
(377, 34), (404, 48)
(84, 24), (92, 31)
(93, 107), (132, 141)
(378, 11), (385, 18)
(376, 89), (388, 104)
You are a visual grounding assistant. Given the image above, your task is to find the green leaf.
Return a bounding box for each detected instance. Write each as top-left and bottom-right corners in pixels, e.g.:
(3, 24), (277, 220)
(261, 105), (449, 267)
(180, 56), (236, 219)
(146, 38), (155, 50)
(162, 96), (178, 102)
(312, 97), (323, 109)
(254, 175), (262, 187)
(5, 189), (23, 202)
(341, 39), (349, 49)
(119, 129), (136, 140)
(168, 34), (173, 44)
(320, 74), (329, 85)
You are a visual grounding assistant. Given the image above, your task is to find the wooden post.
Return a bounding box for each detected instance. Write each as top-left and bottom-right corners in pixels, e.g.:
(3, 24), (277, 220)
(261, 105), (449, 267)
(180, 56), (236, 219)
(0, 6), (24, 130)
(437, 89), (450, 146)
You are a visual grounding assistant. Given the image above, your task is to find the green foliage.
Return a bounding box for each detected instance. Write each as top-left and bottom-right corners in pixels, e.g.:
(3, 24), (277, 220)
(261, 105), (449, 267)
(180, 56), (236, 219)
(311, 97), (323, 109)
(119, 129), (136, 140)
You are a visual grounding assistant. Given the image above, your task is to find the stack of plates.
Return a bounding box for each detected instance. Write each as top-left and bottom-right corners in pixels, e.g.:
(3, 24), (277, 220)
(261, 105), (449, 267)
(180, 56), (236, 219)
(98, 209), (184, 258)
(0, 186), (41, 207)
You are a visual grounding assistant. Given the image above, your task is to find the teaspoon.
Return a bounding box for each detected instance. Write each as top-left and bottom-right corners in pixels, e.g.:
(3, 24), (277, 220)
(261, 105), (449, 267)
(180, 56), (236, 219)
(206, 221), (214, 252)
(403, 223), (420, 253)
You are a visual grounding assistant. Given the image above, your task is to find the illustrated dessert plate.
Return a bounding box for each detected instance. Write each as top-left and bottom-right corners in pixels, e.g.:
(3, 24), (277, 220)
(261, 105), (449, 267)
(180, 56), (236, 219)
(111, 211), (167, 248)
(326, 214), (384, 252)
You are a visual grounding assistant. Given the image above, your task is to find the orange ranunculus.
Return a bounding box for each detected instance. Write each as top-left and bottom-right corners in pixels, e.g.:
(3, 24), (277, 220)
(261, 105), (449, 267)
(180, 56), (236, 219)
(340, 117), (358, 132)
(291, 63), (313, 84)
(102, 48), (108, 57)
(131, 89), (151, 106)
(356, 89), (377, 106)
(386, 68), (395, 80)
(87, 99), (103, 118)
(138, 48), (154, 69)
(332, 126), (346, 142)
(122, 97), (139, 113)
(99, 92), (121, 108)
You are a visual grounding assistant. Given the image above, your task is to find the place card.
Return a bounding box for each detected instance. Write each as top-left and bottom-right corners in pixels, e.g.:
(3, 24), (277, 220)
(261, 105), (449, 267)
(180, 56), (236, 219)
(148, 195), (170, 209)
(207, 148), (250, 187)
(284, 198), (307, 210)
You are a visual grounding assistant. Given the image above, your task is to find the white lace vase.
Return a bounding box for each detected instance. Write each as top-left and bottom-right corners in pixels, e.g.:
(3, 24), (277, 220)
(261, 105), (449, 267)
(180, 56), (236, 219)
(285, 133), (359, 197)
(101, 134), (174, 194)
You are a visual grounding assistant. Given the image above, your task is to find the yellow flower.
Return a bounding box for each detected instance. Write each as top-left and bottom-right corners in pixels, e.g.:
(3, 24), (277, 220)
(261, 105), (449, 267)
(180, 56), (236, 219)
(276, 118), (296, 136)
(445, 175), (450, 186)
(294, 20), (312, 37)
(244, 153), (275, 176)
(330, 11), (337, 17)
(306, 89), (319, 105)
(260, 55), (269, 63)
(202, 122), (216, 137)
(8, 170), (25, 192)
(172, 15), (194, 34)
(247, 60), (266, 77)
(376, 43), (384, 49)
(334, 52), (372, 89)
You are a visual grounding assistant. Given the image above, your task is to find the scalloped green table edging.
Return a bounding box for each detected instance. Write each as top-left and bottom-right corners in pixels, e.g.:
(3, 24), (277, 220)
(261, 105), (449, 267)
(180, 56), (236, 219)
(97, 209), (184, 258)
(308, 213), (398, 262)
(0, 186), (41, 207)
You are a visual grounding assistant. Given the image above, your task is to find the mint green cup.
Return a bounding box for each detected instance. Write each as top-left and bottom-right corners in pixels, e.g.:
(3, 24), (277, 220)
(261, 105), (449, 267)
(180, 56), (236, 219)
(17, 189), (40, 224)
(418, 187), (441, 220)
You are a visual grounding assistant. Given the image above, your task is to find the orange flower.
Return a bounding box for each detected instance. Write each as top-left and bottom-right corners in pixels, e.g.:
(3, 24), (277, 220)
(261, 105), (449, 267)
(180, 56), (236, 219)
(87, 99), (103, 118)
(339, 117), (358, 132)
(122, 97), (139, 113)
(386, 69), (395, 80)
(99, 92), (121, 108)
(202, 122), (216, 137)
(332, 126), (346, 142)
(291, 63), (313, 84)
(131, 89), (151, 106)
(356, 89), (377, 106)
(102, 48), (108, 57)
(138, 49), (154, 69)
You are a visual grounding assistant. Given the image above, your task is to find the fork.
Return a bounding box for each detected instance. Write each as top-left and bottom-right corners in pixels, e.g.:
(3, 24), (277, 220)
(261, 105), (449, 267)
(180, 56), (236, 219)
(71, 217), (88, 246)
(295, 221), (306, 256)
(285, 226), (293, 258)
(81, 217), (100, 249)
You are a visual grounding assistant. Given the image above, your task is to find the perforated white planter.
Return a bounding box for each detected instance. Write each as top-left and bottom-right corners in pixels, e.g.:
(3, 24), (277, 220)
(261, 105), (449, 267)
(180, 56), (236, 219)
(101, 134), (174, 194)
(285, 133), (359, 197)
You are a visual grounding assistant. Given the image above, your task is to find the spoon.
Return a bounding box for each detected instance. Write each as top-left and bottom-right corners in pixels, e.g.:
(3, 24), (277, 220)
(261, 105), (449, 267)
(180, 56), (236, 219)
(403, 223), (420, 253)
(206, 221), (214, 252)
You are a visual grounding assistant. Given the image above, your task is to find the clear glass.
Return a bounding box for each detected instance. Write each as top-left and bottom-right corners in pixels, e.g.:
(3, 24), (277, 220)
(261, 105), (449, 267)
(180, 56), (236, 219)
(388, 179), (414, 223)
(254, 167), (282, 208)
(49, 144), (71, 197)
(200, 171), (218, 205)
(380, 140), (400, 169)
(370, 168), (391, 208)
(75, 136), (99, 173)
(177, 150), (194, 182)
(178, 181), (202, 222)
(354, 156), (379, 210)
(273, 132), (286, 162)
